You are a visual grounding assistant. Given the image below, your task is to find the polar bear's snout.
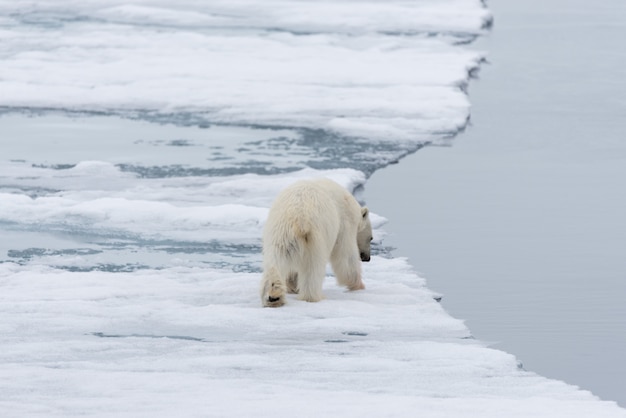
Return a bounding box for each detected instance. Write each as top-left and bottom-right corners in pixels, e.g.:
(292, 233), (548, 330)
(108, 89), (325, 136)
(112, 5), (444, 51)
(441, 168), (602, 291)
(356, 206), (372, 263)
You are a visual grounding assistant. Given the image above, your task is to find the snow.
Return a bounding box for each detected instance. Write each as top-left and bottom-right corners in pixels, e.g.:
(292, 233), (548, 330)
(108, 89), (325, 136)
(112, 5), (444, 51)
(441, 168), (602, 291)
(0, 163), (368, 244)
(2, 258), (625, 417)
(0, 0), (625, 416)
(0, 0), (487, 142)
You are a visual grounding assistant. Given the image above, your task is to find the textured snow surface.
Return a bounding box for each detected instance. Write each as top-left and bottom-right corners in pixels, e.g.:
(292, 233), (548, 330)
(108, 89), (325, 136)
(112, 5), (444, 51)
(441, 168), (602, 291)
(1, 256), (625, 417)
(0, 0), (489, 141)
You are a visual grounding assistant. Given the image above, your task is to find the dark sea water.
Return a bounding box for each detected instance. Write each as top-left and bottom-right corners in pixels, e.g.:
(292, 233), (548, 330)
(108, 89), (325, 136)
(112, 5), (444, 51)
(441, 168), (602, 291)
(367, 0), (626, 407)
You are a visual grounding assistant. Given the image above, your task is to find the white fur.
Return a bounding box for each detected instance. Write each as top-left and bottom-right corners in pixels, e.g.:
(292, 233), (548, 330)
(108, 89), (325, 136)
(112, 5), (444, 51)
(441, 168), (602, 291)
(260, 178), (372, 307)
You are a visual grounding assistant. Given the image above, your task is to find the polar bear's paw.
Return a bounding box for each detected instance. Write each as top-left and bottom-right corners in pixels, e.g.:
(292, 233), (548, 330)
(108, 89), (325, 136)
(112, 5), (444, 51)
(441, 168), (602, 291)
(348, 280), (365, 291)
(262, 279), (286, 308)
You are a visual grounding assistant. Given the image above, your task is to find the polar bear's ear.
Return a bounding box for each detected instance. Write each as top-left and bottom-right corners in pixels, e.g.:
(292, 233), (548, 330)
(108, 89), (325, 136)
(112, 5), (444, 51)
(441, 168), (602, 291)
(361, 207), (369, 219)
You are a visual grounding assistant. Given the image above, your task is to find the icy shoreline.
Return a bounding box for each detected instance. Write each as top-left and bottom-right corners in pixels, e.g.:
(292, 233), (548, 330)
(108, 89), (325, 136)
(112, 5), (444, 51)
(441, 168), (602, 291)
(3, 240), (625, 417)
(2, 112), (625, 417)
(1, 0), (625, 416)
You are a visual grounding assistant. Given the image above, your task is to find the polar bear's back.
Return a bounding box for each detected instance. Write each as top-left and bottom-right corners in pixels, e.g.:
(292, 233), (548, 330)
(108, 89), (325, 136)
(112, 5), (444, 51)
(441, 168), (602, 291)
(263, 178), (359, 267)
(265, 179), (338, 242)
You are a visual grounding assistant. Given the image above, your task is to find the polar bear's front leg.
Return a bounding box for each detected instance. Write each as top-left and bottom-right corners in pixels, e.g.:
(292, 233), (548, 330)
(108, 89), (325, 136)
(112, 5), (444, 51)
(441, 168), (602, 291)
(286, 273), (298, 294)
(296, 260), (326, 303)
(330, 248), (365, 291)
(260, 267), (287, 307)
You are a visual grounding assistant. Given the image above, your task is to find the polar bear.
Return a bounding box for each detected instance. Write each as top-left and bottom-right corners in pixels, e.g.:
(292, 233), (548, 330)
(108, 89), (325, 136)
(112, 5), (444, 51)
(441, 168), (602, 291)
(260, 178), (372, 307)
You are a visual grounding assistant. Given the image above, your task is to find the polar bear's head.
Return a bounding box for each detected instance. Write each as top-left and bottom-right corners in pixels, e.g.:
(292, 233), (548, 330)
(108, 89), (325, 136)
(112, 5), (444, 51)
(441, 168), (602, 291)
(357, 207), (373, 262)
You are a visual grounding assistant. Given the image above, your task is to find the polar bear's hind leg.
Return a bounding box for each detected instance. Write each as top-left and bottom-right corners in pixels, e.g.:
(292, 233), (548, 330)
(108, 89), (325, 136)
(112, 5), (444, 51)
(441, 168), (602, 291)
(295, 259), (326, 302)
(260, 267), (286, 307)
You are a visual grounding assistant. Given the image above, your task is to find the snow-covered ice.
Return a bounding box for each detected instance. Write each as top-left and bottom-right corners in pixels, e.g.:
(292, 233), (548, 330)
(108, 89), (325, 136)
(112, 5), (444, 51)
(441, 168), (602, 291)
(0, 0), (624, 416)
(0, 0), (487, 141)
(3, 258), (625, 417)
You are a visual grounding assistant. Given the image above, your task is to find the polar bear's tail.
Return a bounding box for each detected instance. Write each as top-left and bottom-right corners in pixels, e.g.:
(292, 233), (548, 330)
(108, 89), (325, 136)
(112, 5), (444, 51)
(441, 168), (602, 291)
(261, 216), (327, 305)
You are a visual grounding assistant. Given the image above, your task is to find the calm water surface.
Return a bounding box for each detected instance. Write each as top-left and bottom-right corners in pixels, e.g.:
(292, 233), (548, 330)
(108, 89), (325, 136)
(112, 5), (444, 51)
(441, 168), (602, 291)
(368, 0), (626, 407)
